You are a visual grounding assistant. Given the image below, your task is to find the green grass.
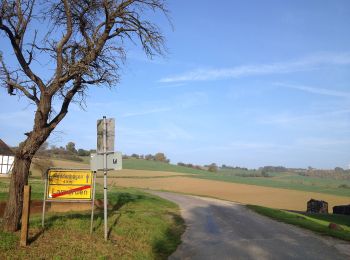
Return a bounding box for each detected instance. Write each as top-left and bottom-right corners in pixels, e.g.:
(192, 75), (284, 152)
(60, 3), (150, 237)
(0, 180), (185, 259)
(247, 205), (350, 241)
(52, 156), (209, 175)
(0, 178), (44, 201)
(189, 169), (350, 197)
(123, 158), (207, 174)
(303, 212), (350, 227)
(0, 231), (18, 251)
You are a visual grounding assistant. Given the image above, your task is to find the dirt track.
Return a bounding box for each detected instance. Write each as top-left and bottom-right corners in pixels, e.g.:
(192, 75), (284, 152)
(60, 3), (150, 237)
(101, 175), (350, 211)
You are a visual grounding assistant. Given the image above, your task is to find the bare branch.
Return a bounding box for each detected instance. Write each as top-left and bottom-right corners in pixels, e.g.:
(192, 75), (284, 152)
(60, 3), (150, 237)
(0, 52), (39, 103)
(48, 76), (82, 130)
(0, 0), (46, 92)
(1, 0), (169, 123)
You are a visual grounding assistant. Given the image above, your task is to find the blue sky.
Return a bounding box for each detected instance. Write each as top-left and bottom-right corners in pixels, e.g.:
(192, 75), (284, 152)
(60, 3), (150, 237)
(1, 0), (350, 169)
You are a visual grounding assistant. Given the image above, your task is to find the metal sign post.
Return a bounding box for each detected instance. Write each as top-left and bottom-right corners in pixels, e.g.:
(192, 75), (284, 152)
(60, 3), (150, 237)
(90, 171), (97, 234)
(93, 116), (119, 241)
(42, 172), (48, 228)
(103, 116), (108, 241)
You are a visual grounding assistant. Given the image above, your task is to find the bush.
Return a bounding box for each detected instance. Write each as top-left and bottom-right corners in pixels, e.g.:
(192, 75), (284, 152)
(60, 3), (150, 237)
(77, 149), (90, 156)
(208, 163), (218, 173)
(154, 152), (169, 163)
(31, 158), (54, 179)
(59, 154), (83, 162)
(66, 142), (77, 154)
(338, 184), (350, 189)
(261, 169), (269, 177)
(178, 162), (203, 170)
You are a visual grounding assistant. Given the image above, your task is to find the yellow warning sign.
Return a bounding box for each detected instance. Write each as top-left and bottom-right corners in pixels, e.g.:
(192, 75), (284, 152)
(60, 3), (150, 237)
(48, 169), (92, 185)
(47, 169), (93, 200)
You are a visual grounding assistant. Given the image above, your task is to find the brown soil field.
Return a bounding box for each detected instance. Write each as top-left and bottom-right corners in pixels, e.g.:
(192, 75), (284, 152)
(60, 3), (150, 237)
(99, 176), (350, 211)
(29, 158), (89, 177)
(31, 159), (189, 178)
(51, 159), (88, 168)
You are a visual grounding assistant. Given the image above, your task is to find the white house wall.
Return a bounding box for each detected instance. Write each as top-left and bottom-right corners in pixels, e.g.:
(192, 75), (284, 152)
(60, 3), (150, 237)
(0, 155), (14, 174)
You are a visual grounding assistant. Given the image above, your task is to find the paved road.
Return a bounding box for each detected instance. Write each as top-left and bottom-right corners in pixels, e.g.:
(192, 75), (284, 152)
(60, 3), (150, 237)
(150, 191), (350, 260)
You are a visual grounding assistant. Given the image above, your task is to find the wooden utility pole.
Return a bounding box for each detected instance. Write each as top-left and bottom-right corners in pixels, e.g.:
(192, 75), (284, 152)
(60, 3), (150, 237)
(20, 185), (31, 246)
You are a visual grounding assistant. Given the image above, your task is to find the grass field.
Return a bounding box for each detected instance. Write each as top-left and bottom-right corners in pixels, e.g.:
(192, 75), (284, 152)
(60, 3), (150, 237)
(0, 178), (44, 201)
(112, 169), (190, 178)
(122, 158), (207, 174)
(0, 180), (184, 259)
(248, 205), (350, 241)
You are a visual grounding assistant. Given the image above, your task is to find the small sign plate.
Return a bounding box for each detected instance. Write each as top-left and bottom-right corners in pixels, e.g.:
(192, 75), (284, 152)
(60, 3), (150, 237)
(90, 152), (122, 171)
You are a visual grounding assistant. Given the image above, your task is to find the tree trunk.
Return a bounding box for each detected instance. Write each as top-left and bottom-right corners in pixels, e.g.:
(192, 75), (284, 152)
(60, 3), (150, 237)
(3, 156), (32, 232)
(3, 116), (51, 231)
(2, 94), (63, 232)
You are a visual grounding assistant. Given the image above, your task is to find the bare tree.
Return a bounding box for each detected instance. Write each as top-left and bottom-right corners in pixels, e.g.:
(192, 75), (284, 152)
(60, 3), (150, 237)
(0, 0), (168, 231)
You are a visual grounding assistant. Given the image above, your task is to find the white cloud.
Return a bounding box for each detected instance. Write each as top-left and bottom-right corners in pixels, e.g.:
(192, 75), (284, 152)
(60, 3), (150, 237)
(257, 109), (350, 131)
(161, 123), (193, 140)
(184, 141), (287, 154)
(159, 52), (350, 83)
(156, 82), (187, 89)
(274, 82), (350, 98)
(119, 123), (193, 141)
(295, 137), (350, 147)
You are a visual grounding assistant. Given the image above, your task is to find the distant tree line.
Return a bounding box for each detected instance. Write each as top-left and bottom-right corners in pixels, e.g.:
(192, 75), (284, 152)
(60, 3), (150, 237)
(177, 162), (204, 171)
(299, 168), (350, 180)
(221, 165), (248, 171)
(176, 162), (218, 172)
(16, 142), (350, 179)
(258, 166), (288, 173)
(123, 152), (170, 163)
(23, 141), (95, 162)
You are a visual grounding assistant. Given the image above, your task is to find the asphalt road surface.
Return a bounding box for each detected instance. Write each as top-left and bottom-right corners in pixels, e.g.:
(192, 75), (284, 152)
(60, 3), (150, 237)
(150, 191), (350, 260)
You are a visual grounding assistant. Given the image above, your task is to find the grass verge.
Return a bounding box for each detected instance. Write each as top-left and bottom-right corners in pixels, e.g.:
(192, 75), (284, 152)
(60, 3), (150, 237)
(123, 158), (207, 174)
(0, 185), (185, 259)
(247, 205), (350, 241)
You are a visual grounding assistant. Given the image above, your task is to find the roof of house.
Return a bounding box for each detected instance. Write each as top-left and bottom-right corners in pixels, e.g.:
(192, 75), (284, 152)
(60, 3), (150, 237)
(0, 139), (15, 156)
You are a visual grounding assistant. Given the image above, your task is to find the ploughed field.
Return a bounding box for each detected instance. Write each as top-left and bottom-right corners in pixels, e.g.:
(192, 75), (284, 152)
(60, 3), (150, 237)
(104, 175), (349, 211)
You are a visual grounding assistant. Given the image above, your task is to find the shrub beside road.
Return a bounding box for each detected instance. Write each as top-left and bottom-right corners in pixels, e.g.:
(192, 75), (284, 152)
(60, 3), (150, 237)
(247, 205), (350, 241)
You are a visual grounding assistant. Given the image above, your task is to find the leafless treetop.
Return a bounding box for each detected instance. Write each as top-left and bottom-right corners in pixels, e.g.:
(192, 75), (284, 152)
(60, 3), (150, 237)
(0, 0), (168, 130)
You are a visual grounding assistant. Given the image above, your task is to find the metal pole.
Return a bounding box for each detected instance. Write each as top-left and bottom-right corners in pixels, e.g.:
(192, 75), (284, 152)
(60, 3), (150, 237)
(42, 171), (48, 228)
(90, 171), (97, 235)
(103, 116), (108, 241)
